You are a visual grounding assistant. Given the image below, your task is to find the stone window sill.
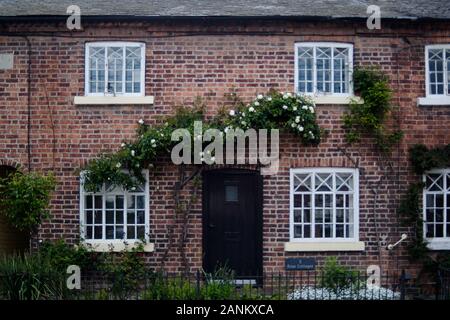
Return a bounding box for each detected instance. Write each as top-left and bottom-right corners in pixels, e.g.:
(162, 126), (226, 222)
(312, 95), (364, 105)
(426, 239), (450, 251)
(81, 241), (154, 252)
(417, 96), (450, 106)
(74, 96), (154, 105)
(284, 241), (365, 252)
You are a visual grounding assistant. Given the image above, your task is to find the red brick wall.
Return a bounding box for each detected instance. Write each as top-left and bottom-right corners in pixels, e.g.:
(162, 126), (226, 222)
(1, 19), (449, 274)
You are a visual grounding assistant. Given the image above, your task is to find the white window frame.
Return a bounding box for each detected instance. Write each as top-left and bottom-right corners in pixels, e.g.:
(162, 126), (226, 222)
(79, 170), (150, 247)
(294, 42), (354, 97)
(423, 168), (450, 250)
(84, 42), (146, 97)
(425, 44), (450, 98)
(289, 168), (360, 243)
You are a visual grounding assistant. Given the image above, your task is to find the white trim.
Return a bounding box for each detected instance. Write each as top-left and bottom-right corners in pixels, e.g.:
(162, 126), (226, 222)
(417, 96), (450, 106)
(84, 41), (146, 97)
(79, 170), (151, 246)
(289, 168), (360, 244)
(423, 168), (450, 247)
(284, 241), (365, 252)
(424, 44), (450, 100)
(312, 95), (363, 105)
(294, 42), (354, 98)
(74, 95), (154, 105)
(80, 241), (155, 252)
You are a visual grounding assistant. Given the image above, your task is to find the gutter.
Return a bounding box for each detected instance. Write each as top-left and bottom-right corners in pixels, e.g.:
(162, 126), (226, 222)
(0, 14), (448, 23)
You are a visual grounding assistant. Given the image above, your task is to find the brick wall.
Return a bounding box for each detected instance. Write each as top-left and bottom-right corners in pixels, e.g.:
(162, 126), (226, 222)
(1, 18), (449, 274)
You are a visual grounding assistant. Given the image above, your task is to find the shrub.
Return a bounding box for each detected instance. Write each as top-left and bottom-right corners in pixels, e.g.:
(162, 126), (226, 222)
(0, 171), (56, 232)
(320, 257), (360, 293)
(39, 239), (102, 272)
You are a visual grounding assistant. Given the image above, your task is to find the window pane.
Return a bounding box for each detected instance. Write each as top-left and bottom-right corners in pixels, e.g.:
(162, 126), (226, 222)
(294, 225), (302, 238)
(428, 49), (444, 95)
(297, 47), (313, 93)
(316, 47), (332, 93)
(137, 226), (145, 239)
(127, 226), (136, 239)
(106, 210), (114, 224)
(137, 211), (145, 224)
(88, 47), (105, 93)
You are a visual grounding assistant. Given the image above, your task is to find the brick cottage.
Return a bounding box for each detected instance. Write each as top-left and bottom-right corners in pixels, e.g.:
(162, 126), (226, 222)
(0, 1), (449, 278)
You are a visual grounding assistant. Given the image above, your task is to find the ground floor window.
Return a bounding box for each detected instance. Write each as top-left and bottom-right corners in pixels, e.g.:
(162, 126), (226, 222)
(290, 168), (359, 242)
(80, 171), (149, 243)
(423, 169), (450, 246)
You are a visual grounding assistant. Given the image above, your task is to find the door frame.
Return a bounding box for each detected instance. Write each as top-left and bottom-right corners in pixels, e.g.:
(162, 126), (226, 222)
(202, 168), (263, 278)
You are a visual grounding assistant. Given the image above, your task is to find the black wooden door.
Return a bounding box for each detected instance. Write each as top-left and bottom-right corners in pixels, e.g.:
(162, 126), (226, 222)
(203, 169), (262, 278)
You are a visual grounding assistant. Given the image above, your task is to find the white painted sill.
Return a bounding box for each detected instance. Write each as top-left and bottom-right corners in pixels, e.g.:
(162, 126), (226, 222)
(426, 239), (450, 251)
(74, 96), (154, 105)
(80, 241), (155, 252)
(284, 241), (365, 252)
(417, 96), (450, 106)
(312, 95), (364, 105)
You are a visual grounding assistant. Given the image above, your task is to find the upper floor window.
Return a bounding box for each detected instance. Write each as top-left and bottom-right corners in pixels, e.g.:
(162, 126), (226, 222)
(426, 45), (450, 97)
(295, 43), (353, 96)
(423, 169), (450, 249)
(85, 42), (145, 96)
(80, 171), (149, 243)
(290, 168), (359, 242)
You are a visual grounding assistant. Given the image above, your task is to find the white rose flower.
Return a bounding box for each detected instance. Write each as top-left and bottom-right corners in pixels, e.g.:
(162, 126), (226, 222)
(302, 105), (308, 110)
(282, 105), (288, 110)
(295, 116), (300, 123)
(151, 139), (156, 144)
(286, 92), (292, 97)
(242, 112), (246, 117)
(249, 107), (255, 112)
(283, 94), (288, 99)
(131, 187), (136, 191)
(291, 123), (296, 128)
(138, 119), (144, 125)
(257, 94), (263, 100)
(267, 97), (272, 101)
(254, 101), (260, 106)
(298, 126), (304, 132)
(121, 143), (126, 147)
(152, 144), (157, 148)
(241, 121), (246, 126)
(229, 110), (235, 116)
(116, 162), (121, 168)
(293, 106), (297, 111)
(309, 106), (315, 113)
(131, 150), (136, 156)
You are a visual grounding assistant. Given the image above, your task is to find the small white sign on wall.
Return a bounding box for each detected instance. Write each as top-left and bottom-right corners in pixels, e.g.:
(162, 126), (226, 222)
(0, 53), (14, 70)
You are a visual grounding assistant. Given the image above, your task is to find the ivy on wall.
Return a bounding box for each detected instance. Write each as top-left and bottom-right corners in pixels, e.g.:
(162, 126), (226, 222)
(82, 90), (322, 191)
(343, 68), (403, 154)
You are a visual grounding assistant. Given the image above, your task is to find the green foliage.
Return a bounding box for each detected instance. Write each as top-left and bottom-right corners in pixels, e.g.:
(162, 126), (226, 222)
(343, 68), (403, 153)
(0, 171), (56, 231)
(0, 253), (67, 300)
(83, 90), (322, 191)
(409, 144), (450, 174)
(398, 183), (429, 261)
(142, 274), (197, 300)
(220, 90), (321, 145)
(39, 239), (100, 272)
(320, 257), (359, 293)
(99, 244), (147, 299)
